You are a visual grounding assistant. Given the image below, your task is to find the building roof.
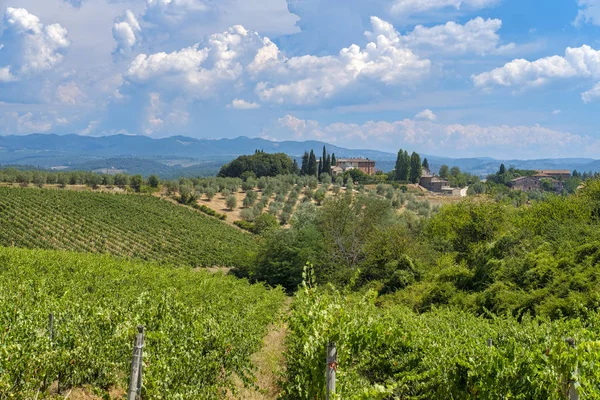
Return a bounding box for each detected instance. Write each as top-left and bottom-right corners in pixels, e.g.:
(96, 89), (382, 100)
(336, 158), (374, 163)
(537, 170), (571, 175)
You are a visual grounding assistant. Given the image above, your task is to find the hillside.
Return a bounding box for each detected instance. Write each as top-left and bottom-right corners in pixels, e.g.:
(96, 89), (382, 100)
(0, 247), (285, 398)
(0, 186), (257, 268)
(2, 134), (599, 177)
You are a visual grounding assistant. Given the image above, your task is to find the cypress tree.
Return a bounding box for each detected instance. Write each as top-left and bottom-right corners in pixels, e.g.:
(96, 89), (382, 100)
(398, 150), (410, 182)
(301, 152), (309, 175)
(322, 146), (327, 173)
(308, 150), (318, 176)
(318, 157), (323, 177)
(499, 163), (506, 174)
(422, 158), (429, 171)
(409, 152), (422, 184)
(325, 154), (332, 174)
(395, 149), (403, 181)
(331, 153), (337, 169)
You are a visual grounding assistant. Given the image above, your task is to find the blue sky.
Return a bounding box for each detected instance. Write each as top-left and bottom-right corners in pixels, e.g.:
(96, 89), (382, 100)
(0, 0), (600, 158)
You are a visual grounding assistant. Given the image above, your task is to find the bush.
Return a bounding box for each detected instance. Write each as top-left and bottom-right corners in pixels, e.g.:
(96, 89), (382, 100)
(253, 213), (279, 234)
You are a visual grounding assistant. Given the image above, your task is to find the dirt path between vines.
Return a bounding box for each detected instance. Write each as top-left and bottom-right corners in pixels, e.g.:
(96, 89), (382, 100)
(229, 297), (292, 400)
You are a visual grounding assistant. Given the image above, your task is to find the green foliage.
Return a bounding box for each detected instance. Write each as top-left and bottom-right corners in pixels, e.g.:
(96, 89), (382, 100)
(283, 278), (600, 399)
(226, 194), (237, 210)
(218, 152), (296, 178)
(0, 186), (255, 267)
(0, 247), (284, 398)
(409, 152), (422, 184)
(253, 213), (280, 234)
(147, 174), (160, 188)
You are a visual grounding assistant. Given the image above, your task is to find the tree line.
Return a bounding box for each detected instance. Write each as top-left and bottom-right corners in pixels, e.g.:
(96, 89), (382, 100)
(0, 167), (160, 192)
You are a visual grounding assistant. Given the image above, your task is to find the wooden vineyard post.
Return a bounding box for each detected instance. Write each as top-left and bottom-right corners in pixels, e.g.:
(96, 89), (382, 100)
(128, 326), (145, 400)
(487, 338), (492, 348)
(326, 342), (337, 400)
(566, 338), (579, 400)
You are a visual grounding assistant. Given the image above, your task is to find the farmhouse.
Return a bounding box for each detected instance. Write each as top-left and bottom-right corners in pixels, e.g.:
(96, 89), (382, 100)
(419, 168), (450, 192)
(509, 176), (564, 192)
(333, 158), (376, 176)
(536, 170), (571, 180)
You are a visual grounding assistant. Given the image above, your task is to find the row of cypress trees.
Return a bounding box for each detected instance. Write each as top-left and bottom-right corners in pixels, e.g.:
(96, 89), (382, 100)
(300, 146), (337, 177)
(395, 149), (428, 183)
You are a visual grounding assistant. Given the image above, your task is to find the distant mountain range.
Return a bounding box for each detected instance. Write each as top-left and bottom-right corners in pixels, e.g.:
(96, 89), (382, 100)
(0, 134), (598, 178)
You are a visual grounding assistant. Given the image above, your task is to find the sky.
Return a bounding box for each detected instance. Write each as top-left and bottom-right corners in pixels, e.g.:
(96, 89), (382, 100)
(0, 0), (600, 159)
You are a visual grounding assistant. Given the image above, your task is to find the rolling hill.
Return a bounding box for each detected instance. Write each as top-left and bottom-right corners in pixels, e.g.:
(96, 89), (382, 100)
(0, 186), (257, 267)
(1, 133), (599, 177)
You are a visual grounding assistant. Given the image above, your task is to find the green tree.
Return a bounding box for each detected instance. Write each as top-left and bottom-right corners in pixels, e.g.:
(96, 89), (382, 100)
(422, 158), (430, 170)
(439, 165), (449, 179)
(397, 150), (411, 182)
(253, 213), (280, 234)
(395, 149), (403, 181)
(130, 175), (143, 192)
(148, 175), (160, 188)
(331, 153), (337, 168)
(301, 152), (309, 175)
(226, 194), (237, 210)
(308, 150), (318, 176)
(318, 157), (323, 177)
(219, 152), (296, 178)
(409, 152), (422, 184)
(499, 163), (506, 174)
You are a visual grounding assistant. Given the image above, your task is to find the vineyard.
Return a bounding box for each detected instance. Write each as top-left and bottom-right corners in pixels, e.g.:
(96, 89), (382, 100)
(282, 272), (600, 399)
(0, 186), (257, 268)
(0, 247), (285, 398)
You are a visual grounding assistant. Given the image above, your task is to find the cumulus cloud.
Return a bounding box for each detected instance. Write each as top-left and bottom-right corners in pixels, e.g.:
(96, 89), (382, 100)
(415, 109), (436, 120)
(271, 114), (593, 158)
(472, 45), (600, 101)
(124, 17), (431, 105)
(401, 17), (514, 55)
(254, 16), (431, 104)
(390, 0), (500, 16)
(0, 111), (54, 134)
(230, 99), (260, 109)
(575, 0), (600, 26)
(112, 10), (142, 55)
(0, 8), (70, 81)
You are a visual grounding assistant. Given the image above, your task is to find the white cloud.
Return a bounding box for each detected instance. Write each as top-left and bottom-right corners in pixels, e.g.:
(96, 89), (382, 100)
(56, 82), (85, 104)
(124, 17), (431, 105)
(0, 8), (70, 80)
(415, 109), (436, 120)
(472, 45), (600, 101)
(144, 0), (210, 26)
(575, 0), (600, 26)
(552, 109), (561, 115)
(254, 16), (431, 105)
(270, 114), (594, 158)
(390, 0), (500, 16)
(230, 99), (260, 109)
(401, 17), (514, 55)
(582, 82), (600, 103)
(0, 111), (54, 134)
(112, 10), (141, 55)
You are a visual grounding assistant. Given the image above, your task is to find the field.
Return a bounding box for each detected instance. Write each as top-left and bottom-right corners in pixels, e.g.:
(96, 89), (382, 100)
(0, 186), (257, 268)
(164, 176), (444, 227)
(0, 247), (285, 399)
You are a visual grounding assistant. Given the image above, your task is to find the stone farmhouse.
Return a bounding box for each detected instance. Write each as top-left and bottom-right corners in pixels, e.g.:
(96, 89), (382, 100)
(508, 170), (570, 193)
(419, 168), (467, 196)
(332, 158), (376, 176)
